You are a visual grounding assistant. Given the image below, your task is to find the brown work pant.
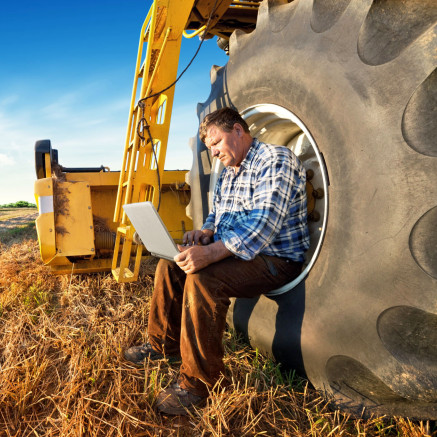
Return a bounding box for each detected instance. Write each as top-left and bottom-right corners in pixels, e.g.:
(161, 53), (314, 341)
(148, 254), (302, 397)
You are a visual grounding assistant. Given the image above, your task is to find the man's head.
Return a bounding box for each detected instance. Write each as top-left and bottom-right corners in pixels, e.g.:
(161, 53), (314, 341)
(199, 107), (250, 143)
(199, 107), (252, 168)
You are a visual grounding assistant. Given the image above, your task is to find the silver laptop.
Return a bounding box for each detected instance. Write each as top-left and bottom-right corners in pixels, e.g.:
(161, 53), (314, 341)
(123, 201), (179, 261)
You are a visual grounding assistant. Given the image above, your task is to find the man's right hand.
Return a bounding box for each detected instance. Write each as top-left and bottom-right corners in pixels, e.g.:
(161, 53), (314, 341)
(182, 229), (213, 246)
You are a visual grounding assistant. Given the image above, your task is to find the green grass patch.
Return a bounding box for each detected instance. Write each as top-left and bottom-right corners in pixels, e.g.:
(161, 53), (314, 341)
(0, 221), (37, 245)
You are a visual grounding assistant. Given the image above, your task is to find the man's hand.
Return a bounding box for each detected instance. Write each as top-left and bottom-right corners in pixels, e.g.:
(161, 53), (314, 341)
(174, 240), (232, 274)
(132, 231), (143, 246)
(183, 229), (213, 246)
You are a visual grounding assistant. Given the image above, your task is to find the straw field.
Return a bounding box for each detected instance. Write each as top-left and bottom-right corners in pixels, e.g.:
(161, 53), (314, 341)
(0, 216), (434, 436)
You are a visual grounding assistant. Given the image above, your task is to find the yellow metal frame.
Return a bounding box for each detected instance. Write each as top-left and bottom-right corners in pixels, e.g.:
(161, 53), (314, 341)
(112, 0), (195, 282)
(35, 178), (56, 264)
(183, 25), (206, 38)
(34, 165), (121, 274)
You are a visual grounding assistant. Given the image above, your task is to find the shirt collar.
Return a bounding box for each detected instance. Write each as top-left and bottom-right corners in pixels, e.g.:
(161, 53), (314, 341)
(235, 138), (260, 173)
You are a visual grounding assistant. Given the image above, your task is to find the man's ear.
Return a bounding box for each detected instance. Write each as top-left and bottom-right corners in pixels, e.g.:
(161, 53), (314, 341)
(234, 123), (242, 136)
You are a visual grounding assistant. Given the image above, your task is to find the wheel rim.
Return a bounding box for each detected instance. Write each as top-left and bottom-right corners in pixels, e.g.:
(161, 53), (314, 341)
(209, 103), (329, 294)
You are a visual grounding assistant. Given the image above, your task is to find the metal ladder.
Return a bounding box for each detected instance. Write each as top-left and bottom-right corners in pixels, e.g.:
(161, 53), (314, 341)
(112, 0), (195, 282)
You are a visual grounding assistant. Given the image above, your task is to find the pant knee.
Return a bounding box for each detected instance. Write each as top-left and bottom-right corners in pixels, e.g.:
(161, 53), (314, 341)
(184, 272), (230, 310)
(156, 258), (176, 274)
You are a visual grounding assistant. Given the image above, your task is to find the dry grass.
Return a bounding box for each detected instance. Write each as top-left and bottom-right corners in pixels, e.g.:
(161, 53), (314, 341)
(0, 230), (435, 436)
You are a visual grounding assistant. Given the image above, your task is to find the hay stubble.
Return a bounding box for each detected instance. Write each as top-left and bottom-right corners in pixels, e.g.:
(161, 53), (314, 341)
(0, 238), (434, 436)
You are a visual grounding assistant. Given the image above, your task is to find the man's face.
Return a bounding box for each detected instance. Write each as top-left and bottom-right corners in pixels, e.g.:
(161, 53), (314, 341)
(204, 124), (245, 168)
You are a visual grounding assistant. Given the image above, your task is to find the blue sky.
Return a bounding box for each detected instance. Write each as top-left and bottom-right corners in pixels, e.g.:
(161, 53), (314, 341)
(0, 1), (228, 204)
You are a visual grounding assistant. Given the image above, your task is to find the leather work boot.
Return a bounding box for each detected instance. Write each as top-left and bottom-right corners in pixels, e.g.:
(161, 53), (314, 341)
(156, 382), (206, 415)
(124, 342), (180, 366)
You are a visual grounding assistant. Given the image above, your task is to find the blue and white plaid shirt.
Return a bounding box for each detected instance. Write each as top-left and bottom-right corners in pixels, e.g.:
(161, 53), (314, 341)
(202, 138), (310, 262)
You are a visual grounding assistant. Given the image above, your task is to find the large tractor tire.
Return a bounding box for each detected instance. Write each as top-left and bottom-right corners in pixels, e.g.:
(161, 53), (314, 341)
(186, 0), (437, 418)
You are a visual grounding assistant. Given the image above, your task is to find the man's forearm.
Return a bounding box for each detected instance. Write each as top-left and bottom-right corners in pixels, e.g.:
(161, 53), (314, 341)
(206, 240), (233, 264)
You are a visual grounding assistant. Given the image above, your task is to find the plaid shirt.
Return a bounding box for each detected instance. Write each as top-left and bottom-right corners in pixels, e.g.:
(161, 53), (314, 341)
(202, 138), (309, 262)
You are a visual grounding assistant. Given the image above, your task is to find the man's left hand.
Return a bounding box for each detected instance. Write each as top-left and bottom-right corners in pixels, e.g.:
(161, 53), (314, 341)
(174, 241), (233, 274)
(174, 245), (212, 274)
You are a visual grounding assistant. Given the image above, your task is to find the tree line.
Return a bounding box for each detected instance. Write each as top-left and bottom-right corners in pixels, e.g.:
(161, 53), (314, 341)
(0, 201), (37, 208)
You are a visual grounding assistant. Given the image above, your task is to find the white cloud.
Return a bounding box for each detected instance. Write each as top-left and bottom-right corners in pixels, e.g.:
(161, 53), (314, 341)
(0, 95), (19, 106)
(0, 153), (15, 166)
(0, 76), (210, 203)
(0, 82), (130, 203)
(41, 94), (78, 120)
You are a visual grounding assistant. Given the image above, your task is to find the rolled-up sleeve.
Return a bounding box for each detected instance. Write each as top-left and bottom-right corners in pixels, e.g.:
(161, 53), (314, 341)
(201, 212), (216, 232)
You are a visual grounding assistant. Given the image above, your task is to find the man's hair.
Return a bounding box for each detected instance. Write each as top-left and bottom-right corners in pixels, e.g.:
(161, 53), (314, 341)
(199, 107), (250, 143)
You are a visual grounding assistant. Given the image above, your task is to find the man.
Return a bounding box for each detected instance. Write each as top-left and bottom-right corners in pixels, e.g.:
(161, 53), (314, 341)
(124, 107), (309, 415)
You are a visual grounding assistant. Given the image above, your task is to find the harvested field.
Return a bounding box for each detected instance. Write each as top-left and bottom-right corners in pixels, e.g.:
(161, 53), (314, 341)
(0, 207), (38, 245)
(0, 207), (38, 225)
(0, 217), (435, 436)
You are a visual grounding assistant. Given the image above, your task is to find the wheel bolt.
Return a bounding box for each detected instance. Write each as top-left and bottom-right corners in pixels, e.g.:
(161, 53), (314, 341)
(308, 210), (320, 222)
(306, 169), (314, 180)
(313, 188), (324, 199)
